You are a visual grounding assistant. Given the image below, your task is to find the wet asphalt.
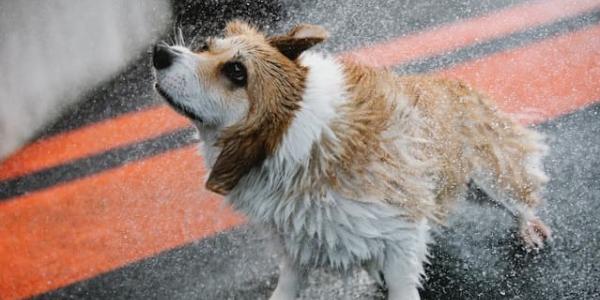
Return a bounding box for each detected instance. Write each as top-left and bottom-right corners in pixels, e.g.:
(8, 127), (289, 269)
(30, 0), (600, 299)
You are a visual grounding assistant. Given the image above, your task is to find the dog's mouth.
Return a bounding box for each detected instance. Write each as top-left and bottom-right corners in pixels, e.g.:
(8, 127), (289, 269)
(155, 83), (203, 123)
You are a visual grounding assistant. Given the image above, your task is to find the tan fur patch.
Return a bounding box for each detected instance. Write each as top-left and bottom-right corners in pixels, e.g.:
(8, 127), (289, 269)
(224, 19), (261, 37)
(319, 62), (439, 221)
(397, 76), (548, 212)
(304, 60), (548, 222)
(203, 22), (548, 225)
(205, 22), (308, 195)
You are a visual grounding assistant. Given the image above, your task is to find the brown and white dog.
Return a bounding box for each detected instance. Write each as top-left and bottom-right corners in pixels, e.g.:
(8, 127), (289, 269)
(153, 21), (551, 300)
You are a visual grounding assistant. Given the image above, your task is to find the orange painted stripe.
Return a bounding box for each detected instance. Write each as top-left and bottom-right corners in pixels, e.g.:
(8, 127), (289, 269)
(342, 0), (600, 67)
(2, 0), (597, 182)
(441, 25), (600, 124)
(0, 146), (244, 299)
(0, 9), (599, 300)
(0, 26), (598, 299)
(0, 106), (190, 181)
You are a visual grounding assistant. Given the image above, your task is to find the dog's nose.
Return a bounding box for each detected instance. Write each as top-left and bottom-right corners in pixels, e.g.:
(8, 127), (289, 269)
(153, 44), (175, 70)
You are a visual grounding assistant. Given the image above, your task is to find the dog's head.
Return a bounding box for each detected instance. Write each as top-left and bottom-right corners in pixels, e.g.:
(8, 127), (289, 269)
(153, 20), (329, 195)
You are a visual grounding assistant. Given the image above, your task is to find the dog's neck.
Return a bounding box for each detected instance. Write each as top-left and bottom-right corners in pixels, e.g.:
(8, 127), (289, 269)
(194, 124), (221, 168)
(272, 52), (347, 164)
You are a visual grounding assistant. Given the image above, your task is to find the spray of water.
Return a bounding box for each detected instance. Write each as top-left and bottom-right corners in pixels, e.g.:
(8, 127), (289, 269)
(0, 0), (171, 160)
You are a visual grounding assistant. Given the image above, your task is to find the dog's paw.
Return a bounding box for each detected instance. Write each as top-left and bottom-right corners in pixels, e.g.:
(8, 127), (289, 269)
(519, 217), (552, 252)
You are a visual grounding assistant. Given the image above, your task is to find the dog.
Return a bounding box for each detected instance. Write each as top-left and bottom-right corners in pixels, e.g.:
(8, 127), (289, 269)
(153, 20), (552, 300)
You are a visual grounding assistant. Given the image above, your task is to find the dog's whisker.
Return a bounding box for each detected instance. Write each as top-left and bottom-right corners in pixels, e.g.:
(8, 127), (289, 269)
(178, 27), (186, 47)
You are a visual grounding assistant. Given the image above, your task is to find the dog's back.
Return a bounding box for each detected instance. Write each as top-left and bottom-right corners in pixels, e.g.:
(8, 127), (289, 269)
(341, 61), (549, 226)
(396, 75), (548, 216)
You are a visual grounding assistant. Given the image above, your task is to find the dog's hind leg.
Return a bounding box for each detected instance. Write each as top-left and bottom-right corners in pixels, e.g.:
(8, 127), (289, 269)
(470, 123), (552, 251)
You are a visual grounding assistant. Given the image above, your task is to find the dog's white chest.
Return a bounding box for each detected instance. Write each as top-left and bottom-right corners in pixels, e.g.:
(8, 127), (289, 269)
(228, 182), (421, 271)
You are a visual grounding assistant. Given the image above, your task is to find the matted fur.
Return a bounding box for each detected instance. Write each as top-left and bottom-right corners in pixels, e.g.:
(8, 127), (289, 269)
(154, 21), (552, 300)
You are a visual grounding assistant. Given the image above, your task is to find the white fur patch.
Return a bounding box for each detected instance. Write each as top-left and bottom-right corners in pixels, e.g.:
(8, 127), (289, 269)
(276, 52), (347, 163)
(229, 175), (428, 273)
(155, 46), (249, 128)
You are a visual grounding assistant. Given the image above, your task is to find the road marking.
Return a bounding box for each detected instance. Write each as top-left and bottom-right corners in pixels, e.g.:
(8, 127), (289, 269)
(2, 25), (599, 299)
(0, 146), (244, 299)
(2, 6), (600, 300)
(394, 10), (599, 74)
(0, 106), (190, 181)
(442, 25), (600, 124)
(2, 0), (598, 182)
(0, 128), (197, 201)
(342, 0), (600, 67)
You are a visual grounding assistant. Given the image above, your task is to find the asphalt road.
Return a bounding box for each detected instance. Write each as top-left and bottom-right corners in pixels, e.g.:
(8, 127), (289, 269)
(1, 0), (599, 299)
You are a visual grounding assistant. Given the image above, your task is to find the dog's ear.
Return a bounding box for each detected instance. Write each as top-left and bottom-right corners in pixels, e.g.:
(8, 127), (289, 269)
(269, 24), (329, 60)
(205, 129), (267, 195)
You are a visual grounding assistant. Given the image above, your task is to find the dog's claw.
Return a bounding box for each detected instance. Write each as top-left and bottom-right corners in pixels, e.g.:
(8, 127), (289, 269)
(519, 217), (552, 252)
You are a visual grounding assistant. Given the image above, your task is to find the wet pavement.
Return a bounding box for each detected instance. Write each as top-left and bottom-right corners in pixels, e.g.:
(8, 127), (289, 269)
(36, 104), (600, 300)
(1, 0), (599, 299)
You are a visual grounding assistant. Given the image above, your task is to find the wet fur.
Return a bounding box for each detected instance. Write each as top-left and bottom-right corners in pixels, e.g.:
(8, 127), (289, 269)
(154, 21), (551, 300)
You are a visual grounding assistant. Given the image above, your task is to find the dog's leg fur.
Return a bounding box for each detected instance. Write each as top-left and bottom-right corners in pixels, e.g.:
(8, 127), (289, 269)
(269, 231), (305, 300)
(380, 221), (429, 300)
(470, 123), (552, 250)
(472, 168), (552, 250)
(270, 251), (303, 300)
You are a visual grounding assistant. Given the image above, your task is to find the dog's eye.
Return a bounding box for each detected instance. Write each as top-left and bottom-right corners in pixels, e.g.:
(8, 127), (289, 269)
(222, 61), (247, 87)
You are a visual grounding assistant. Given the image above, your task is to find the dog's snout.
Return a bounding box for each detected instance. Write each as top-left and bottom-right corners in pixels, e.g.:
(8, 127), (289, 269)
(153, 44), (175, 70)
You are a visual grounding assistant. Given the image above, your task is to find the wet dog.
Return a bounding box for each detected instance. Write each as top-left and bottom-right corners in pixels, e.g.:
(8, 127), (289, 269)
(153, 20), (551, 300)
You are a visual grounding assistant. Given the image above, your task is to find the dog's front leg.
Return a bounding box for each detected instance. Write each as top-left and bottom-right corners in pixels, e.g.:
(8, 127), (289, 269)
(269, 253), (302, 300)
(381, 221), (429, 300)
(382, 247), (423, 300)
